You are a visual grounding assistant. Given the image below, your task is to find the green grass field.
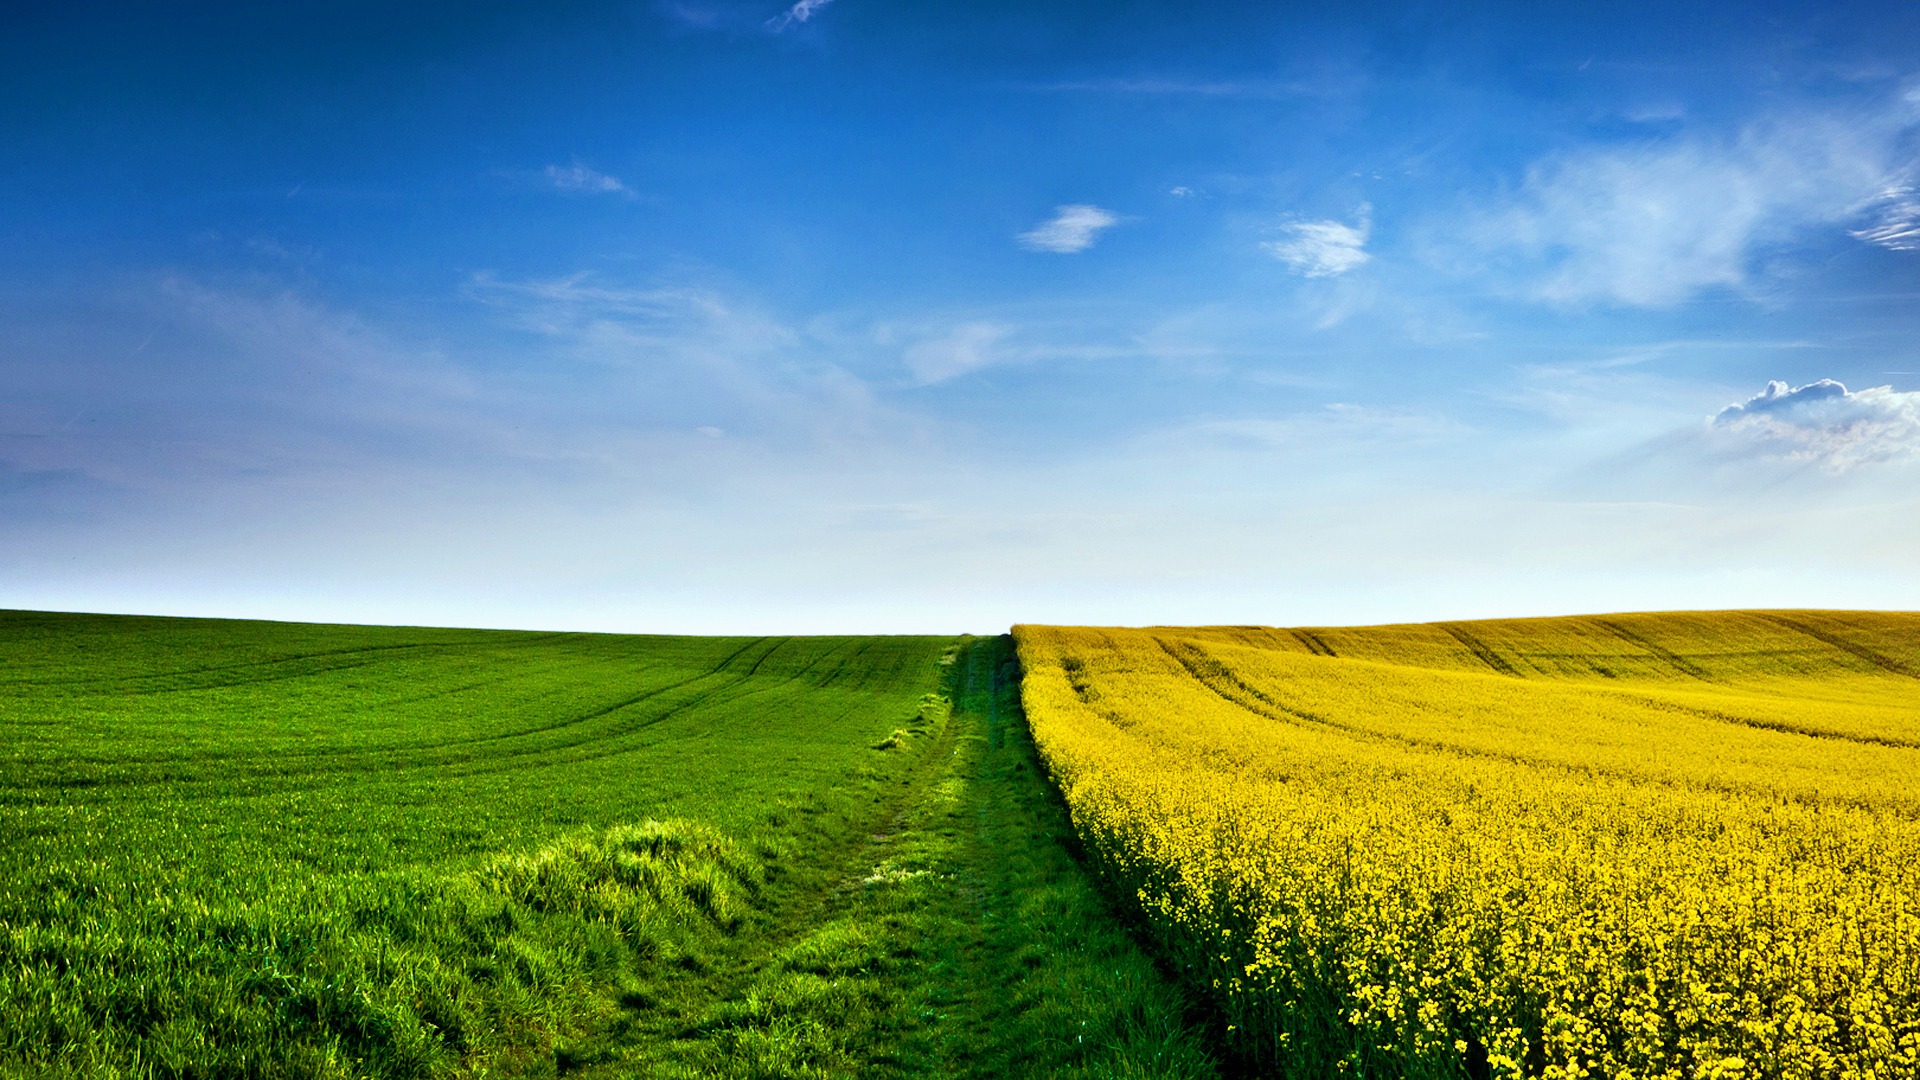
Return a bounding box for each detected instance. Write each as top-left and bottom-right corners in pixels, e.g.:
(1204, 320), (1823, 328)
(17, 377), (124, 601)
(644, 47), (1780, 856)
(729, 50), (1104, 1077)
(0, 611), (1213, 1078)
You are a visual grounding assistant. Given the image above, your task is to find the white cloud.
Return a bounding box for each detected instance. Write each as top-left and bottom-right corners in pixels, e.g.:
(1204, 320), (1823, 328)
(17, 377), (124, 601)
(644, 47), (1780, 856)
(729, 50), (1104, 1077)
(1169, 186), (1196, 198)
(765, 0), (831, 31)
(544, 162), (628, 195)
(1266, 207), (1371, 277)
(1709, 379), (1920, 471)
(1461, 103), (1918, 306)
(893, 313), (1153, 385)
(1854, 186), (1920, 251)
(1017, 205), (1119, 253)
(904, 322), (1010, 384)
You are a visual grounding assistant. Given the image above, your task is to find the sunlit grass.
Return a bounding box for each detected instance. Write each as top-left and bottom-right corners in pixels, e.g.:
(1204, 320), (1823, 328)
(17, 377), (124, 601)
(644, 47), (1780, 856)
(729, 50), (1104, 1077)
(0, 613), (1210, 1077)
(0, 612), (950, 1075)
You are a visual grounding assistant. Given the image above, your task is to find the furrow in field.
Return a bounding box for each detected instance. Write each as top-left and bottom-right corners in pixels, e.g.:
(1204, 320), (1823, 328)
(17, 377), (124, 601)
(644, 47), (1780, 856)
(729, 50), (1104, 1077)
(1754, 611), (1920, 678)
(740, 636), (793, 677)
(1590, 617), (1718, 680)
(1597, 686), (1920, 749)
(1290, 628), (1338, 657)
(1436, 622), (1524, 676)
(11, 664), (712, 773)
(6, 648), (746, 768)
(0, 636), (537, 693)
(1156, 637), (1695, 789)
(1146, 633), (1920, 816)
(0, 637), (814, 796)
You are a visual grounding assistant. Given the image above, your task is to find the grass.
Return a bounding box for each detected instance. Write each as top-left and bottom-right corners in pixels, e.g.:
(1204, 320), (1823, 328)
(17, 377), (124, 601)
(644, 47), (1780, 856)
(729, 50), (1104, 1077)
(619, 633), (1216, 1078)
(0, 610), (1212, 1078)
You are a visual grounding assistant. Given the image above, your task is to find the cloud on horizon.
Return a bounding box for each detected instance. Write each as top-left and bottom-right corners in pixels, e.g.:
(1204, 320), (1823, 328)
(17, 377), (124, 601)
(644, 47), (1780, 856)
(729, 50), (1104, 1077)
(1266, 208), (1372, 277)
(1709, 378), (1920, 471)
(1018, 205), (1119, 253)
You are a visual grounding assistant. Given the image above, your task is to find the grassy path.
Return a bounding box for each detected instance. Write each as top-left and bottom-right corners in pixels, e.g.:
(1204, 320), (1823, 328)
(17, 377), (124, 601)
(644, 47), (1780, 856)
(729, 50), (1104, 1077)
(0, 615), (1212, 1076)
(585, 635), (1216, 1078)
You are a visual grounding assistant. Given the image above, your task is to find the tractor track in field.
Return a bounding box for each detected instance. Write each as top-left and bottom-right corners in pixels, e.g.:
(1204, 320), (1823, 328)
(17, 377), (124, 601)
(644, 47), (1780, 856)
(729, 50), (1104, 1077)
(0, 637), (889, 799)
(1591, 618), (1718, 681)
(572, 642), (970, 1075)
(1611, 692), (1920, 750)
(1155, 636), (1920, 812)
(0, 668), (771, 799)
(6, 637), (777, 772)
(1755, 612), (1920, 679)
(0, 634), (580, 694)
(1436, 623), (1524, 677)
(1289, 628), (1338, 657)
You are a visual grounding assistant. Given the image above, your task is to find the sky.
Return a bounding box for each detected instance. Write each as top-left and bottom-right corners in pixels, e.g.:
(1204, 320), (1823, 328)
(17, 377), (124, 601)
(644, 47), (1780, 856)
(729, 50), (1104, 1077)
(4, 0), (1920, 633)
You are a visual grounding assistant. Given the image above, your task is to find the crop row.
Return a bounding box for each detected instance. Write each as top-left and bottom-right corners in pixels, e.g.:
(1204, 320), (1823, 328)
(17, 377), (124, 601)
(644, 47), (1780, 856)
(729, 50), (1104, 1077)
(1016, 612), (1920, 1079)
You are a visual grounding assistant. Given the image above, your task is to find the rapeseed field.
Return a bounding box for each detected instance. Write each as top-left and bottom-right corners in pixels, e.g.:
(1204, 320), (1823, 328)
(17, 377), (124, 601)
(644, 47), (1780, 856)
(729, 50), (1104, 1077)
(1015, 611), (1920, 1080)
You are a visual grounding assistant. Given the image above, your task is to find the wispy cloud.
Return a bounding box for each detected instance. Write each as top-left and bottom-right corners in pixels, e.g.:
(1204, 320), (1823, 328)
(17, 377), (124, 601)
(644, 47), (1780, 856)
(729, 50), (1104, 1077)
(468, 273), (796, 367)
(1854, 186), (1920, 251)
(466, 271), (915, 451)
(895, 317), (1143, 385)
(765, 0), (831, 31)
(1709, 378), (1920, 471)
(1266, 207), (1371, 277)
(904, 322), (1010, 384)
(1017, 205), (1119, 254)
(1457, 100), (1920, 306)
(544, 162), (629, 196)
(0, 277), (497, 496)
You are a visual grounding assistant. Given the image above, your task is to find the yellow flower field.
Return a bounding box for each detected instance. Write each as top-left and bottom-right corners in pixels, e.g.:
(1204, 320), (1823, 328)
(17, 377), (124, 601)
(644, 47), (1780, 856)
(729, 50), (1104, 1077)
(1014, 611), (1920, 1079)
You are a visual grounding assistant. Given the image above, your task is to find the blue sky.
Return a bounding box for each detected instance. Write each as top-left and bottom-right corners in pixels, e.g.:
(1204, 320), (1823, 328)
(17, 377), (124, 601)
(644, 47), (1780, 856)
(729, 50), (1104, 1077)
(4, 0), (1920, 632)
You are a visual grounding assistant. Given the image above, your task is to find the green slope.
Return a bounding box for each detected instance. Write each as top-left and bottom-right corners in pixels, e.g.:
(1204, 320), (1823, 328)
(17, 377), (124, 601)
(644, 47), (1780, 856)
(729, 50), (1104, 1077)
(0, 612), (1209, 1078)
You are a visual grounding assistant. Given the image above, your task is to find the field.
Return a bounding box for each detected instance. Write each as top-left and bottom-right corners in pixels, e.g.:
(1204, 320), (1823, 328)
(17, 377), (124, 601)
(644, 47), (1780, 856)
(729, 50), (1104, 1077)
(16, 606), (1918, 1079)
(1015, 611), (1920, 1080)
(0, 611), (1212, 1078)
